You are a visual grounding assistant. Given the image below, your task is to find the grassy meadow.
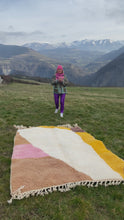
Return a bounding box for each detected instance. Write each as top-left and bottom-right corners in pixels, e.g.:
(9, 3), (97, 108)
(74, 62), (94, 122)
(0, 82), (124, 220)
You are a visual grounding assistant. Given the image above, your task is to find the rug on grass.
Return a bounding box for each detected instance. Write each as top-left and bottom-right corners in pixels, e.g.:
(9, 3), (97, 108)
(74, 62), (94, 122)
(9, 125), (124, 202)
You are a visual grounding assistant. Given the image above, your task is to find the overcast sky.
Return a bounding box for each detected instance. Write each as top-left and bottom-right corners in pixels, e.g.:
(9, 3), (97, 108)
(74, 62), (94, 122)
(0, 0), (124, 45)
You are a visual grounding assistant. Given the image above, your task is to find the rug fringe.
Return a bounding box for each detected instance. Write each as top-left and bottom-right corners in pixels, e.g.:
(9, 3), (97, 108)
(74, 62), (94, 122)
(7, 179), (124, 203)
(13, 125), (32, 129)
(57, 123), (80, 129)
(13, 123), (80, 130)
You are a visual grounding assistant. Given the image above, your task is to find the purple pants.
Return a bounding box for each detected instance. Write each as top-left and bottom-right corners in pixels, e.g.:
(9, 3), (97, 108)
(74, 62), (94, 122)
(54, 93), (66, 113)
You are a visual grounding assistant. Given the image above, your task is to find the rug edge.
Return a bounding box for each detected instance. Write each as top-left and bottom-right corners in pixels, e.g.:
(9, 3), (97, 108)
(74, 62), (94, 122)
(8, 178), (124, 203)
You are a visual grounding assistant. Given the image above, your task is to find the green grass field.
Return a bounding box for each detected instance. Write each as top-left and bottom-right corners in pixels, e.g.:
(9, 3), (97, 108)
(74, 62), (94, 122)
(0, 83), (124, 220)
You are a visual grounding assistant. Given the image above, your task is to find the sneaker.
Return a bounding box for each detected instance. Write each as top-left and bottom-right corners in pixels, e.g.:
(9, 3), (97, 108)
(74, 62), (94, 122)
(54, 108), (59, 114)
(60, 113), (63, 118)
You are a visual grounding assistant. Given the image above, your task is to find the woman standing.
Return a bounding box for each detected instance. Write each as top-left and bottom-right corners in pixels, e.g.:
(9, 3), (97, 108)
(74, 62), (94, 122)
(51, 65), (68, 118)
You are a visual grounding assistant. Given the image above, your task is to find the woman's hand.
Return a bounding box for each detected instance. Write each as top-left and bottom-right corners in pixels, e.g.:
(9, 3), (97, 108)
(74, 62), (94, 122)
(58, 78), (63, 82)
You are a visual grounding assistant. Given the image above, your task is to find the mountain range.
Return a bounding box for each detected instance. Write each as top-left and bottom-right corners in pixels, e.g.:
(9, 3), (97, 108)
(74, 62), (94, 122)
(0, 40), (124, 87)
(24, 39), (124, 53)
(24, 42), (104, 67)
(23, 39), (124, 74)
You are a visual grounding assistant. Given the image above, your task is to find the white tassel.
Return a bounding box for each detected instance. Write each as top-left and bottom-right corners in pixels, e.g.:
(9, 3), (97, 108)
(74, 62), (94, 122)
(8, 178), (123, 201)
(7, 197), (13, 204)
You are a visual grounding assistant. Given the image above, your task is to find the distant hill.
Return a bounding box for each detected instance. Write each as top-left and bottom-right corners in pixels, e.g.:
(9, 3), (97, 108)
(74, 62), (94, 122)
(81, 53), (124, 87)
(83, 46), (124, 74)
(97, 46), (124, 62)
(0, 44), (30, 58)
(0, 44), (58, 76)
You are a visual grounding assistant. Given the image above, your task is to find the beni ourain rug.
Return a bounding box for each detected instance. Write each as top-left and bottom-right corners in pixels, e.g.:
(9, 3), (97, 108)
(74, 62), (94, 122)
(8, 125), (124, 203)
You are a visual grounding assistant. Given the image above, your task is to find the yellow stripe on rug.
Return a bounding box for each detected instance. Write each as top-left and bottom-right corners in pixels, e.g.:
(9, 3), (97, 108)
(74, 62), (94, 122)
(77, 132), (124, 178)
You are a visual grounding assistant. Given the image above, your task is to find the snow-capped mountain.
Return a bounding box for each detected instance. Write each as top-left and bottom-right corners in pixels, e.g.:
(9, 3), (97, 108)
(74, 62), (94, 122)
(23, 42), (55, 51)
(69, 39), (124, 52)
(23, 39), (124, 53)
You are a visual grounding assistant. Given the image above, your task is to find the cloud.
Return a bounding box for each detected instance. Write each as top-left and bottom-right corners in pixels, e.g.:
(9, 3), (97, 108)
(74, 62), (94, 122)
(0, 31), (47, 45)
(0, 0), (20, 12)
(8, 25), (15, 31)
(0, 0), (124, 44)
(104, 0), (124, 23)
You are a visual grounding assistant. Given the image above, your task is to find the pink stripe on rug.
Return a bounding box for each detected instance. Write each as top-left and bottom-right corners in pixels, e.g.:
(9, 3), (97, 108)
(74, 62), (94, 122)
(12, 144), (49, 159)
